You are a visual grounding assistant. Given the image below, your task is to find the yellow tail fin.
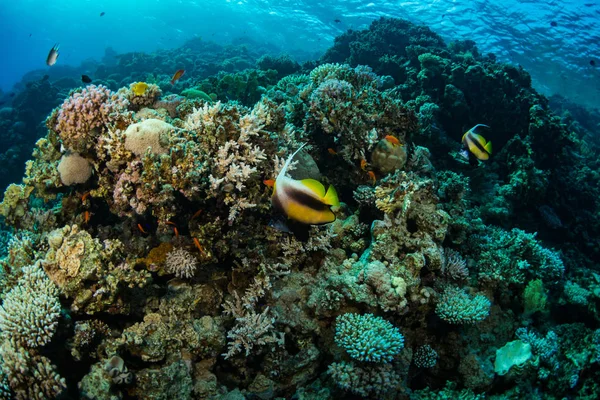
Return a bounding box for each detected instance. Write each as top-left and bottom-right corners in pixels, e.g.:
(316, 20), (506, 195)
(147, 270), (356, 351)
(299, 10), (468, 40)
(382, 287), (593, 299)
(323, 185), (340, 207)
(484, 141), (492, 154)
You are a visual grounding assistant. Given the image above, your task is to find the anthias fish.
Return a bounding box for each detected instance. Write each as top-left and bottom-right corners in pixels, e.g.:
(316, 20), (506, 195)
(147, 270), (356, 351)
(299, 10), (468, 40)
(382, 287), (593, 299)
(462, 124), (492, 161)
(46, 44), (60, 66)
(170, 69), (185, 85)
(272, 144), (340, 225)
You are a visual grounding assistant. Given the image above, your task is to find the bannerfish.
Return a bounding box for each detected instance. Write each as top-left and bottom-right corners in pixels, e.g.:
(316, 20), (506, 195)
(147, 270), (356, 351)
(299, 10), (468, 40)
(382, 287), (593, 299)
(170, 69), (185, 85)
(46, 44), (60, 66)
(272, 144), (340, 225)
(462, 124), (492, 161)
(81, 75), (92, 83)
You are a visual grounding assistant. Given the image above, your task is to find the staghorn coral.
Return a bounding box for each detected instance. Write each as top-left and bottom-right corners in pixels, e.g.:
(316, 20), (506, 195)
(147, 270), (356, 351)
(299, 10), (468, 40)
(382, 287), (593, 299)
(222, 273), (284, 359)
(0, 263), (60, 348)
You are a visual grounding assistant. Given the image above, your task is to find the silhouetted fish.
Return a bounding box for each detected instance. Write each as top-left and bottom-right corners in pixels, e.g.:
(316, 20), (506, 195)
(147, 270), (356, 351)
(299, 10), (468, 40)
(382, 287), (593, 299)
(334, 19), (341, 23)
(100, 12), (105, 17)
(550, 21), (558, 27)
(9, 93), (15, 97)
(82, 75), (92, 83)
(591, 60), (596, 67)
(41, 74), (49, 81)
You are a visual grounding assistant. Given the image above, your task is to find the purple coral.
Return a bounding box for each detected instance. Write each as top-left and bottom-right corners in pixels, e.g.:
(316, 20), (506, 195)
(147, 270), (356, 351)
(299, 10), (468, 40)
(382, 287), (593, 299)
(51, 84), (129, 152)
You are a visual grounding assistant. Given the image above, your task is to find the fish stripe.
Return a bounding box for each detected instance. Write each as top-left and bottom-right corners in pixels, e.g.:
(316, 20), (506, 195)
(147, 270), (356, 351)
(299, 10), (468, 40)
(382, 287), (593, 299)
(466, 132), (490, 159)
(287, 185), (332, 212)
(273, 185), (336, 224)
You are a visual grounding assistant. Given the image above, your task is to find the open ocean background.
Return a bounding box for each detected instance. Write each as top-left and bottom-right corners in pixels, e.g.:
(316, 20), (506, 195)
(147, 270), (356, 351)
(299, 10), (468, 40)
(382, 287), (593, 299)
(1, 0), (599, 109)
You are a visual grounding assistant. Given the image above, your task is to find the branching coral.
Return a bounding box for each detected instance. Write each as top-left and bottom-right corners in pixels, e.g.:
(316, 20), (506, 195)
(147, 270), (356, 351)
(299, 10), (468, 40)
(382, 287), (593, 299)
(0, 341), (66, 400)
(468, 226), (564, 285)
(48, 84), (129, 153)
(222, 273), (284, 359)
(435, 286), (491, 324)
(165, 247), (198, 278)
(328, 361), (401, 397)
(334, 313), (404, 363)
(302, 64), (418, 164)
(0, 263), (60, 348)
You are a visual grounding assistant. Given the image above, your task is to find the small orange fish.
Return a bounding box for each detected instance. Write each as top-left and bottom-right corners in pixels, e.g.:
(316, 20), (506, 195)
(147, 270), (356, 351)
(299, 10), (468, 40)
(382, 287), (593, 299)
(384, 135), (401, 146)
(367, 171), (377, 184)
(193, 238), (206, 255)
(170, 69), (185, 85)
(137, 223), (148, 234)
(327, 148), (337, 156)
(263, 179), (275, 188)
(83, 211), (91, 224)
(191, 209), (203, 220)
(360, 159), (368, 171)
(81, 192), (91, 202)
(173, 227), (179, 238)
(165, 221), (177, 227)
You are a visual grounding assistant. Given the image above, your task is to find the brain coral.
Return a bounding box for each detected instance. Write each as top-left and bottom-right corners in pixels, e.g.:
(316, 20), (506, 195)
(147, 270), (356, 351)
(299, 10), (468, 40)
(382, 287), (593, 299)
(124, 118), (172, 156)
(334, 313), (404, 362)
(57, 153), (93, 186)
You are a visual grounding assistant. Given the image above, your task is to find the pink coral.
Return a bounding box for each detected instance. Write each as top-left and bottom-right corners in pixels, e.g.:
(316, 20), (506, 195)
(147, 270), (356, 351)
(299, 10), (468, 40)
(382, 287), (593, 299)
(51, 84), (129, 153)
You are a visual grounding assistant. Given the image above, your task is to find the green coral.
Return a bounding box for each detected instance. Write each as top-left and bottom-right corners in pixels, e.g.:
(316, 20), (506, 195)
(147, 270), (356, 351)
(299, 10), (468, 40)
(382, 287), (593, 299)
(334, 313), (404, 363)
(436, 286), (491, 324)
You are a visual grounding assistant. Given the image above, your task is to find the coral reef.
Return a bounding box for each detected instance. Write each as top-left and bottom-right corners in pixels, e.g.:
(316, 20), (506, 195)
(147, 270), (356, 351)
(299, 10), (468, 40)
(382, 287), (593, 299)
(0, 15), (598, 400)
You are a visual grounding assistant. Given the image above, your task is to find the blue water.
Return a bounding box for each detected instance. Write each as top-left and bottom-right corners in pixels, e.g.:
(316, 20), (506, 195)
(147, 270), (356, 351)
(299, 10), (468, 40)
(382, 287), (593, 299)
(2, 0), (599, 108)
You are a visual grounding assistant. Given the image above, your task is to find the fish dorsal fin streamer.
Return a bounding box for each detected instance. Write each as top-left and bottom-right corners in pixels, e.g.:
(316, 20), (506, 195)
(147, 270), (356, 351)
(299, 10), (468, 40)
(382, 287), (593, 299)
(323, 185), (340, 207)
(300, 179), (326, 198)
(278, 143), (307, 181)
